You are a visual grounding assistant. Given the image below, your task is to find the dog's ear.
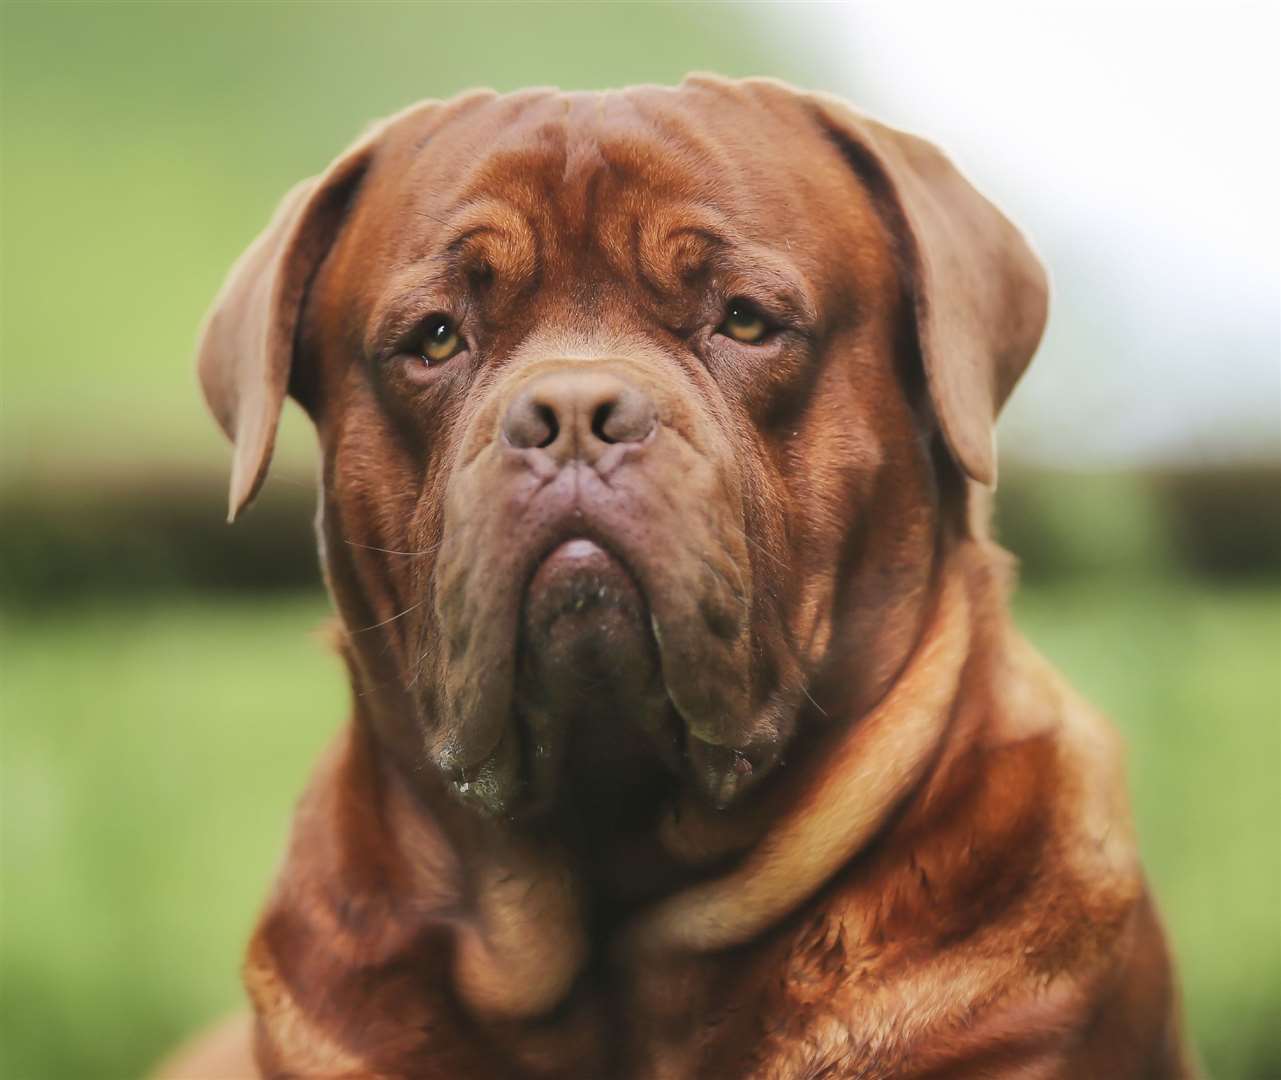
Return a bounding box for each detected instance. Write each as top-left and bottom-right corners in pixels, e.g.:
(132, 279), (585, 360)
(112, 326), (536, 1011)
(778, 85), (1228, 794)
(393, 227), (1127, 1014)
(197, 136), (377, 522)
(809, 94), (1049, 488)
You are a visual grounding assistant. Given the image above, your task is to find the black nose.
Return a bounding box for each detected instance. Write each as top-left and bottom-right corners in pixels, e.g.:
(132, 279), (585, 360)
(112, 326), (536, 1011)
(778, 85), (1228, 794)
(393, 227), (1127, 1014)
(502, 369), (657, 464)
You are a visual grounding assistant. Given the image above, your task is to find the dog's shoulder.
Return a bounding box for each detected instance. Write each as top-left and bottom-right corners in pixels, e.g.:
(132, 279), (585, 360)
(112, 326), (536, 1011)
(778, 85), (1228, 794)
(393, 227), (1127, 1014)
(728, 635), (1161, 1078)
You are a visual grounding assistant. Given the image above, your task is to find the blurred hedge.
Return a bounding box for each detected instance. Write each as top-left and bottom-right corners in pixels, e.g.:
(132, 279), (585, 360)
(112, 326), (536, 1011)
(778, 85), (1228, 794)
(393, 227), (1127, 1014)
(0, 473), (321, 603)
(1, 464), (1276, 606)
(995, 463), (1281, 581)
(1156, 465), (1281, 577)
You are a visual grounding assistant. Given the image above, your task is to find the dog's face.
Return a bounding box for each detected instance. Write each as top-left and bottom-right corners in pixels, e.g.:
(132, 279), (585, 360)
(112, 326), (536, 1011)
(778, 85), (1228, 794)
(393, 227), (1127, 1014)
(199, 80), (1047, 820)
(305, 86), (929, 816)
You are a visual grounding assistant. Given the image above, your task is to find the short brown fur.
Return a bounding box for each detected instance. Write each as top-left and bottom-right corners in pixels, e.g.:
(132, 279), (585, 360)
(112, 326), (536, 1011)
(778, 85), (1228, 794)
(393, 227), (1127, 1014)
(164, 78), (1194, 1078)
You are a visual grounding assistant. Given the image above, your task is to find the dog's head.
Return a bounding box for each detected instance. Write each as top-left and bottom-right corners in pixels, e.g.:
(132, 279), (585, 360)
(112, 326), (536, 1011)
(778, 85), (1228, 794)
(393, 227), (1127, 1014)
(199, 79), (1046, 819)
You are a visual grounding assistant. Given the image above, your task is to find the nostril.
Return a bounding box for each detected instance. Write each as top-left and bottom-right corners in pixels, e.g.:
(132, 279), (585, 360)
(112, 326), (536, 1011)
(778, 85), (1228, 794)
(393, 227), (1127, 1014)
(535, 403), (559, 449)
(595, 387), (657, 446)
(591, 401), (617, 445)
(502, 391), (561, 451)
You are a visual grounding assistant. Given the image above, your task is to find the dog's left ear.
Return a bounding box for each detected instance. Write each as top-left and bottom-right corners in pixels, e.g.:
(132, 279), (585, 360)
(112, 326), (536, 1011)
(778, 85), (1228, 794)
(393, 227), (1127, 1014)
(196, 133), (379, 522)
(807, 93), (1049, 488)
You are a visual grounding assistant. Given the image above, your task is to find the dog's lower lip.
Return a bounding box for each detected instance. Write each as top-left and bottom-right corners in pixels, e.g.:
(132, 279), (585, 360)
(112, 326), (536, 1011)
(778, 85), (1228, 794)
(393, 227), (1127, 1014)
(554, 537), (611, 563)
(520, 535), (656, 694)
(524, 538), (641, 623)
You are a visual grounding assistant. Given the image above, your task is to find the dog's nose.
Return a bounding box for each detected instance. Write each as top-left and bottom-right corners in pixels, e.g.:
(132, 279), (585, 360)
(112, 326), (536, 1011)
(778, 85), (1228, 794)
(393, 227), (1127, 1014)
(502, 370), (657, 465)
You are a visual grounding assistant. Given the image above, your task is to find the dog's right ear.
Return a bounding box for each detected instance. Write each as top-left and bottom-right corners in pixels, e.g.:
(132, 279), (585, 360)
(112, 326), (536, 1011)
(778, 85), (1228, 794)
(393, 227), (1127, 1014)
(804, 92), (1049, 490)
(197, 136), (377, 522)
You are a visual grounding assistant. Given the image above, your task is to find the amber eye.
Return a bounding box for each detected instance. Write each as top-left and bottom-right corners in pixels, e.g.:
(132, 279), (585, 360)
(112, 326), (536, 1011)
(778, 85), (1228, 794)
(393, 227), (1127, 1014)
(418, 315), (464, 365)
(718, 299), (769, 344)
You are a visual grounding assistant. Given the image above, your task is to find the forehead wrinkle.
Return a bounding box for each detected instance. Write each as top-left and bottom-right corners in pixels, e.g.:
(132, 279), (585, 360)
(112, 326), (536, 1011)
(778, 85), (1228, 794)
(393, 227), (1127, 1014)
(561, 97), (607, 187)
(437, 199), (537, 275)
(633, 205), (733, 297)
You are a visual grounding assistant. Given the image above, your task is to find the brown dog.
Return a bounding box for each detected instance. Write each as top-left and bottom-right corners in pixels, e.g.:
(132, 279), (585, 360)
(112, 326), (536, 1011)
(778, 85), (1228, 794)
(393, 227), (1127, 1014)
(170, 78), (1196, 1078)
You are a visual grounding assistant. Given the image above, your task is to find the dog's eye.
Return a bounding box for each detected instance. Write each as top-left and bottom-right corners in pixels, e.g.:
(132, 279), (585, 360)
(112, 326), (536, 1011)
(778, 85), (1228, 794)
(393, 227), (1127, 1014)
(718, 299), (769, 344)
(418, 316), (464, 365)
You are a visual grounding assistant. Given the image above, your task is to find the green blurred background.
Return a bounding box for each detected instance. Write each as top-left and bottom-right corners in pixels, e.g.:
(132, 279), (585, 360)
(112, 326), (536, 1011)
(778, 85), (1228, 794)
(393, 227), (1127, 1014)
(2, 3), (1277, 1078)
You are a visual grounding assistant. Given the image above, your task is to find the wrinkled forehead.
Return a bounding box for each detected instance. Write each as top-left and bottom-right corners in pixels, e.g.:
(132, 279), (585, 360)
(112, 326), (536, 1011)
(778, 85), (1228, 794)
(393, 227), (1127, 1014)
(345, 83), (885, 296)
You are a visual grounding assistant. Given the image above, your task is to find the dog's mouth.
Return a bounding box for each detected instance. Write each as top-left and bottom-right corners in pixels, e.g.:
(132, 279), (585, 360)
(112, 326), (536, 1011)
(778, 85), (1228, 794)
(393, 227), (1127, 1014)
(429, 431), (783, 819)
(514, 537), (680, 813)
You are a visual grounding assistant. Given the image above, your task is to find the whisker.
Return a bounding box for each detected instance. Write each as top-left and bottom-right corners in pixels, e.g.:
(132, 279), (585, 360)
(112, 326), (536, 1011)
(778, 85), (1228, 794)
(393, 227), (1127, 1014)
(695, 554), (751, 614)
(719, 518), (789, 572)
(344, 538), (441, 557)
(801, 683), (830, 718)
(351, 597), (429, 634)
(413, 208), (452, 227)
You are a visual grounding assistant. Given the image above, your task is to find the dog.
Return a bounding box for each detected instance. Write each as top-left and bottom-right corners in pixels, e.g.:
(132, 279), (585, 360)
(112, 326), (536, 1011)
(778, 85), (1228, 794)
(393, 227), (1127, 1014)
(163, 77), (1196, 1078)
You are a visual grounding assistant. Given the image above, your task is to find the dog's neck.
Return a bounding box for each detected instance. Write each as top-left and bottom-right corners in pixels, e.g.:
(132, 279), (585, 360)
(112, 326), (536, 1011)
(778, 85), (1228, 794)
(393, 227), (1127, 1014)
(241, 543), (1003, 1076)
(317, 544), (999, 1023)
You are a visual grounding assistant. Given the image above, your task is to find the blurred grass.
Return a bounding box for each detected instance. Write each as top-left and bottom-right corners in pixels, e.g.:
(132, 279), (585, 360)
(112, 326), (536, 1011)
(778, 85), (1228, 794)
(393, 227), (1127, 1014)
(0, 595), (342, 1080)
(2, 580), (1278, 1079)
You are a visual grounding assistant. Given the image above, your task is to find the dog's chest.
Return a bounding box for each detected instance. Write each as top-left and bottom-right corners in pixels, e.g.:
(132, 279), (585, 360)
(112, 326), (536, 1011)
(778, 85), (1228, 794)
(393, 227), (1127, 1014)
(602, 910), (933, 1079)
